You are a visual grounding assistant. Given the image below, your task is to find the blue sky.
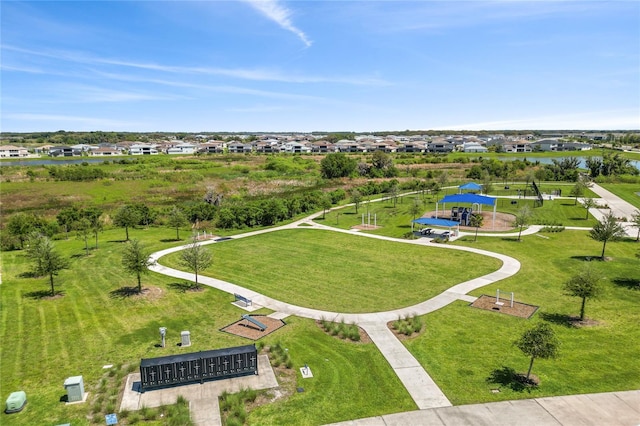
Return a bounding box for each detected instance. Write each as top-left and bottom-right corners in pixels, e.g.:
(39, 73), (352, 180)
(2, 1), (639, 132)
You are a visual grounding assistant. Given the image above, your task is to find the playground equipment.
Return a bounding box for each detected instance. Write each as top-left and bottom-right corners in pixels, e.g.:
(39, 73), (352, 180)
(451, 206), (473, 226)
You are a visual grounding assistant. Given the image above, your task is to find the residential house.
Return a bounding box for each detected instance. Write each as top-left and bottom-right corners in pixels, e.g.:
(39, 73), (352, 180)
(129, 143), (159, 155)
(91, 147), (121, 156)
(311, 140), (335, 153)
(462, 142), (489, 153)
(227, 142), (253, 153)
(198, 141), (225, 154)
(281, 141), (311, 153)
(426, 142), (455, 153)
(166, 142), (197, 155)
(49, 146), (79, 157)
(0, 145), (29, 158)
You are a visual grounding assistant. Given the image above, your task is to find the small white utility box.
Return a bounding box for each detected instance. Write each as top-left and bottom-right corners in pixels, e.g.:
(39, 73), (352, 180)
(181, 331), (191, 347)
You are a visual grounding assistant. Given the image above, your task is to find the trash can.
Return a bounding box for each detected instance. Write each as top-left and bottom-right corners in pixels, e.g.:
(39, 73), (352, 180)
(64, 376), (85, 403)
(5, 391), (27, 413)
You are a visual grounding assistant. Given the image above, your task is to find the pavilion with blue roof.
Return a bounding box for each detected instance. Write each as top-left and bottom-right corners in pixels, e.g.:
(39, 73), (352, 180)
(458, 182), (483, 193)
(435, 193), (498, 229)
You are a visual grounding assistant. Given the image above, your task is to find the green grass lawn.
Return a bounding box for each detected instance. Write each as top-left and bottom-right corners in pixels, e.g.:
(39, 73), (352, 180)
(161, 228), (501, 313)
(0, 228), (412, 425)
(404, 231), (640, 405)
(598, 182), (640, 210)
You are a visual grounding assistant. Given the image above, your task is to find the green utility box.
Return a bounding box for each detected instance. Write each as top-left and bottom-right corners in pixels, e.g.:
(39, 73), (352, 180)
(5, 391), (27, 413)
(64, 376), (85, 403)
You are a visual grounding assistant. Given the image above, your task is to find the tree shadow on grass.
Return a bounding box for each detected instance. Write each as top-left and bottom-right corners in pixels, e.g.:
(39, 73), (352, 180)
(109, 286), (142, 299)
(24, 290), (63, 300)
(18, 271), (40, 279)
(167, 282), (202, 293)
(160, 238), (182, 243)
(539, 312), (578, 328)
(107, 239), (128, 243)
(486, 366), (536, 393)
(570, 255), (603, 262)
(612, 277), (640, 291)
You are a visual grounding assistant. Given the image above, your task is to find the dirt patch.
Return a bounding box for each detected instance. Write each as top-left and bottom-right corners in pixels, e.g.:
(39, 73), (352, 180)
(350, 224), (381, 231)
(471, 295), (539, 319)
(221, 315), (286, 340)
(568, 317), (601, 328)
(421, 210), (516, 232)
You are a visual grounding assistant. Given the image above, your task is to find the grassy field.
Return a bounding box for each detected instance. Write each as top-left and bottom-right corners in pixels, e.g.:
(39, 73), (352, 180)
(0, 228), (413, 425)
(405, 231), (640, 405)
(160, 228), (501, 313)
(598, 183), (640, 210)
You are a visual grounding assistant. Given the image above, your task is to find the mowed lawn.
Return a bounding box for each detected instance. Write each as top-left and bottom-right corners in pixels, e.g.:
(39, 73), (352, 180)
(405, 231), (640, 405)
(0, 228), (414, 425)
(162, 228), (502, 313)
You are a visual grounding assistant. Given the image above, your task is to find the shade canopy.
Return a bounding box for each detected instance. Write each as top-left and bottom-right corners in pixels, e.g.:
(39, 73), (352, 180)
(459, 182), (483, 191)
(412, 217), (460, 227)
(438, 193), (496, 206)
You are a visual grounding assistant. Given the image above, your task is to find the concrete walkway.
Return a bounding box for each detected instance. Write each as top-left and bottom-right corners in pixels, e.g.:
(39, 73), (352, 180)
(147, 186), (639, 425)
(149, 216), (522, 412)
(325, 389), (640, 426)
(586, 183), (638, 238)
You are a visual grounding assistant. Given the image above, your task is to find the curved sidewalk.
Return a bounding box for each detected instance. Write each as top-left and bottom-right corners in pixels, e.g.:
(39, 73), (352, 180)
(149, 221), (521, 410)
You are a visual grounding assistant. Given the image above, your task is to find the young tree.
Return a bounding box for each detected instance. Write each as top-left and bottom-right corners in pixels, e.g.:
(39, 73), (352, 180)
(167, 206), (188, 240)
(351, 189), (363, 214)
(27, 234), (69, 296)
(121, 239), (153, 293)
(83, 207), (104, 249)
(570, 181), (587, 205)
(514, 323), (559, 382)
(409, 197), (423, 221)
(631, 210), (640, 242)
(56, 207), (81, 239)
(75, 217), (91, 256)
(320, 193), (332, 220)
(113, 204), (142, 241)
(469, 213), (484, 242)
(179, 236), (213, 289)
(589, 213), (626, 260)
(390, 183), (400, 208)
(514, 205), (532, 242)
(581, 198), (597, 220)
(563, 265), (603, 321)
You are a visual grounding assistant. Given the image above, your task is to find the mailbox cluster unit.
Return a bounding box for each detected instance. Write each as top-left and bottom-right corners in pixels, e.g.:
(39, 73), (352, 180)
(140, 344), (258, 391)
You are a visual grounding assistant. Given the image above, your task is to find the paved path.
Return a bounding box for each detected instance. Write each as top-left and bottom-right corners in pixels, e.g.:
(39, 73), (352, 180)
(325, 389), (640, 426)
(586, 183), (638, 238)
(150, 214), (522, 412)
(147, 186), (640, 424)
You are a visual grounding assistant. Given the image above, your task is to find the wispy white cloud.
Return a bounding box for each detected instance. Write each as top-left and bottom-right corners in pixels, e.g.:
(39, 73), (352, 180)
(242, 0), (312, 47)
(2, 44), (388, 85)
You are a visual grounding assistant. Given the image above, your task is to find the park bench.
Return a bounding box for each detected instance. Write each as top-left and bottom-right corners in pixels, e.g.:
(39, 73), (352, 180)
(234, 293), (252, 307)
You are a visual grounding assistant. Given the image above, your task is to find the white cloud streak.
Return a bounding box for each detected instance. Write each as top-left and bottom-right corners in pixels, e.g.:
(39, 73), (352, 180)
(242, 0), (312, 47)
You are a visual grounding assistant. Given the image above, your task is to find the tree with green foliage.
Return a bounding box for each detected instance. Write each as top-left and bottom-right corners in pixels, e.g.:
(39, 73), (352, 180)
(121, 239), (153, 293)
(631, 210), (640, 242)
(570, 181), (587, 205)
(581, 198), (597, 220)
(481, 172), (493, 195)
(320, 153), (357, 179)
(83, 207), (103, 249)
(514, 205), (532, 242)
(27, 234), (69, 296)
(320, 193), (332, 220)
(167, 206), (188, 240)
(563, 265), (603, 321)
(589, 213), (626, 260)
(7, 213), (36, 249)
(113, 204), (142, 241)
(390, 183), (400, 208)
(74, 217), (91, 256)
(351, 189), (363, 214)
(57, 206), (81, 239)
(409, 197), (423, 221)
(179, 236), (214, 289)
(514, 323), (559, 382)
(469, 213), (484, 242)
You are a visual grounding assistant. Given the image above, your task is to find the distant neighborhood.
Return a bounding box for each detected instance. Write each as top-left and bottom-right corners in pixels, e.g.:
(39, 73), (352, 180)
(1, 131), (638, 159)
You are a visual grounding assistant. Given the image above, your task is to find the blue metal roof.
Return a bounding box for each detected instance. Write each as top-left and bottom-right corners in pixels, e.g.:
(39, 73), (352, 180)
(459, 182), (483, 190)
(412, 217), (460, 227)
(438, 193), (496, 206)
